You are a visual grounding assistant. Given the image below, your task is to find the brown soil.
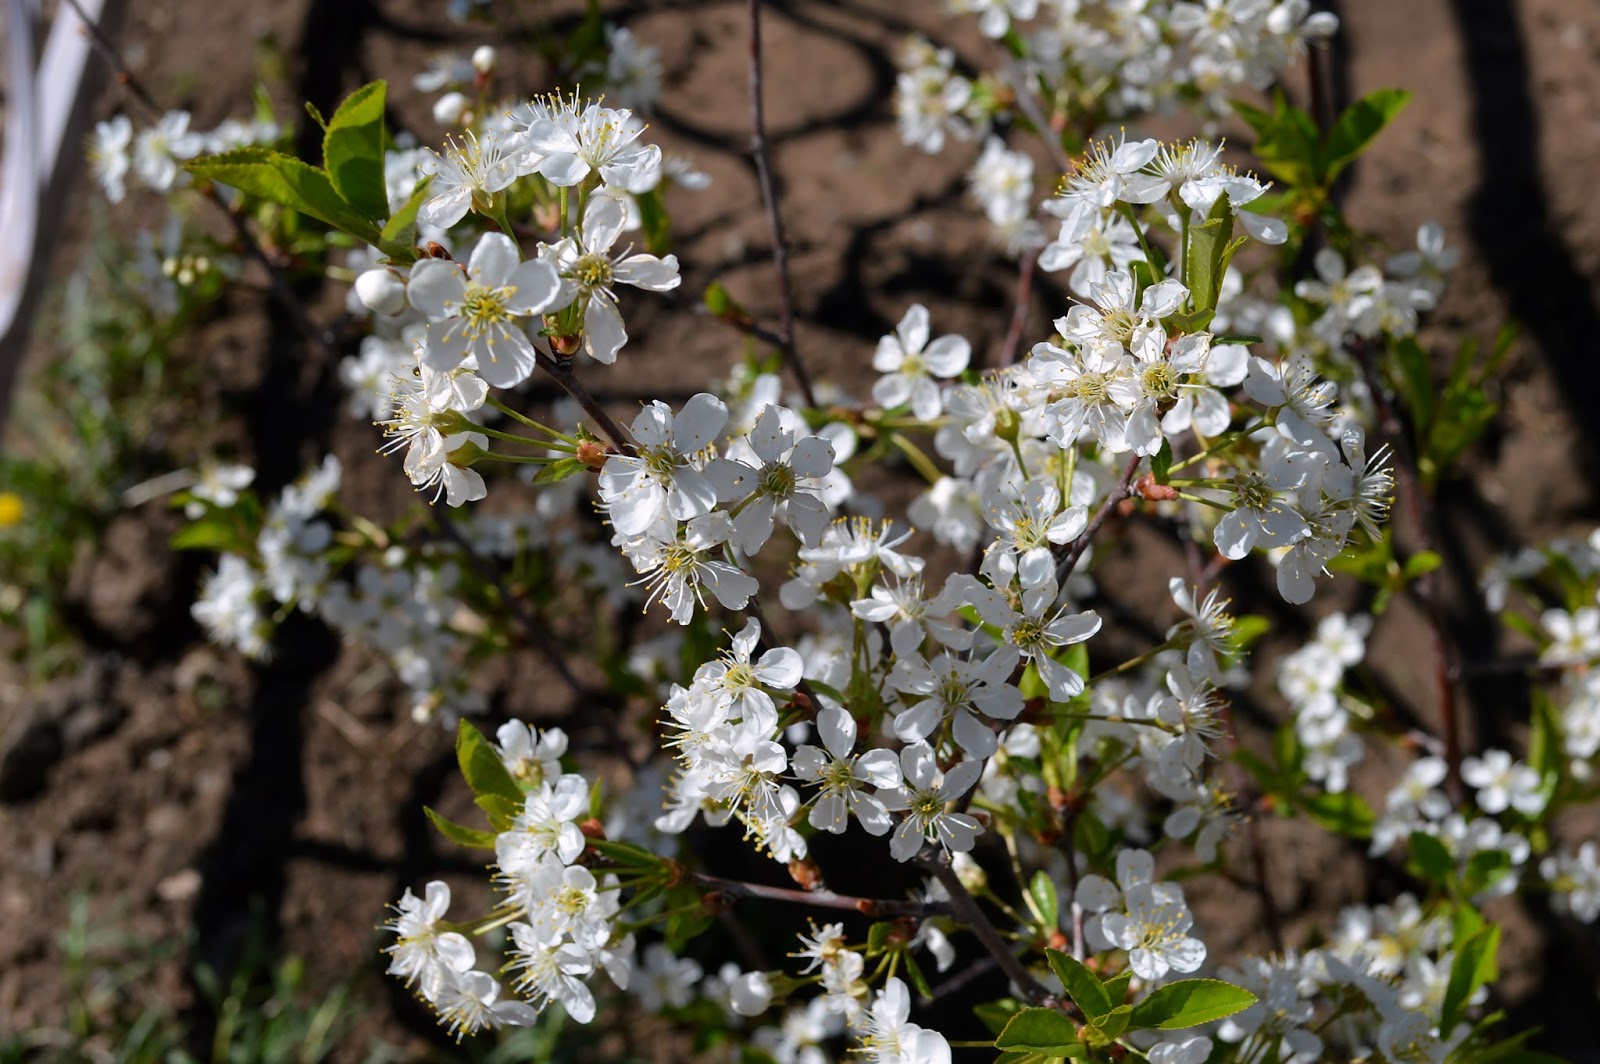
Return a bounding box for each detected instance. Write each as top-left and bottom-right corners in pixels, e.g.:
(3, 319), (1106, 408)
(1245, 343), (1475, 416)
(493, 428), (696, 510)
(3, 0), (1599, 1060)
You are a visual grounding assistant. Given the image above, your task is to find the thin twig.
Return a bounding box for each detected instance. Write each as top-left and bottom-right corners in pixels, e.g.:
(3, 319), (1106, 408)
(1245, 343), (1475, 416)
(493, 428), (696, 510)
(63, 0), (337, 362)
(918, 852), (1054, 1006)
(1350, 337), (1463, 804)
(535, 351), (637, 456)
(434, 507), (588, 700)
(996, 250), (1038, 369)
(746, 0), (819, 409)
(1055, 456), (1142, 583)
(1002, 56), (1074, 177)
(687, 872), (945, 919)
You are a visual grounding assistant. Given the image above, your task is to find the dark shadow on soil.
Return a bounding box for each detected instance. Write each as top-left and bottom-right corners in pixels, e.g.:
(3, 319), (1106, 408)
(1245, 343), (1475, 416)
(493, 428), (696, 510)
(183, 612), (338, 1056)
(1449, 0), (1600, 501)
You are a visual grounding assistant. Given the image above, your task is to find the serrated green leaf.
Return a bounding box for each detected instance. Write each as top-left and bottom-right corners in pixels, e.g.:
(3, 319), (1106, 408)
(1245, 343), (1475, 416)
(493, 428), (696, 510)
(1101, 970), (1132, 1008)
(1126, 979), (1257, 1030)
(187, 147), (381, 244)
(1323, 88), (1411, 181)
(323, 81), (390, 222)
(456, 719), (524, 810)
(1441, 924), (1499, 1033)
(1408, 830), (1453, 885)
(994, 1008), (1084, 1055)
(1030, 873), (1060, 931)
(1046, 949), (1110, 1019)
(1084, 1004), (1129, 1046)
(424, 806), (497, 849)
(379, 174), (431, 262)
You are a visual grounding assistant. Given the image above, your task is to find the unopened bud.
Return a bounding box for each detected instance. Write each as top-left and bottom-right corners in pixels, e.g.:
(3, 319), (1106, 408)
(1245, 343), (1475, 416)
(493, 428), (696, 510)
(952, 850), (987, 893)
(578, 818), (607, 841)
(1135, 473), (1179, 502)
(354, 267), (408, 316)
(433, 91), (470, 126)
(1047, 929), (1069, 951)
(788, 857), (825, 892)
(471, 45), (497, 73)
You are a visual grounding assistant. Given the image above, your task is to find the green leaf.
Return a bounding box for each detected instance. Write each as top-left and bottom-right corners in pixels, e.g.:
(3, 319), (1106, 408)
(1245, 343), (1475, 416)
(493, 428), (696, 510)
(1185, 191), (1234, 321)
(904, 953), (933, 999)
(1441, 924), (1499, 1033)
(974, 999), (1026, 1037)
(171, 516), (248, 552)
(1126, 979), (1257, 1030)
(1083, 1005), (1130, 1046)
(1390, 336), (1436, 441)
(378, 175), (431, 262)
(456, 719), (523, 809)
(1408, 830), (1453, 885)
(1101, 970), (1132, 1008)
(1322, 88), (1411, 181)
(187, 147), (381, 244)
(424, 806), (497, 849)
(532, 457), (589, 484)
(1030, 873), (1061, 931)
(1300, 789), (1376, 839)
(867, 921), (894, 956)
(322, 81), (390, 223)
(1403, 550), (1443, 581)
(635, 185), (673, 257)
(1046, 949), (1110, 1019)
(1465, 849), (1513, 895)
(1151, 438), (1173, 485)
(994, 1008), (1085, 1055)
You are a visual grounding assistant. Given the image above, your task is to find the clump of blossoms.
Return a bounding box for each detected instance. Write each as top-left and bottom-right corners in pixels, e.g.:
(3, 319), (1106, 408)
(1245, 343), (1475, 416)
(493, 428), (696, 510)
(150, 5), (1598, 1060)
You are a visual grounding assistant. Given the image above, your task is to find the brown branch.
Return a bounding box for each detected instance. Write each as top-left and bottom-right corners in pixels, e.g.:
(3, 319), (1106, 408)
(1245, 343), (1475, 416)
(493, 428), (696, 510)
(535, 351), (637, 456)
(687, 872), (945, 919)
(919, 852), (1054, 1006)
(1055, 456), (1142, 583)
(433, 507), (588, 701)
(746, 0), (819, 409)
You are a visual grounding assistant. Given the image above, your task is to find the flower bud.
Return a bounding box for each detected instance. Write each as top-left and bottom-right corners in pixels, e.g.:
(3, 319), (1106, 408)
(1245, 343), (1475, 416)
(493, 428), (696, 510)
(354, 268), (408, 316)
(952, 850), (987, 893)
(471, 45), (497, 73)
(433, 91), (470, 126)
(729, 972), (773, 1017)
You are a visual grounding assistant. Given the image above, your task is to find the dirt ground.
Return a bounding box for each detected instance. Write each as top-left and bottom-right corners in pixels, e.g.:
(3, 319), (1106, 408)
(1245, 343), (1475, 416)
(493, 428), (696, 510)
(3, 0), (1600, 1059)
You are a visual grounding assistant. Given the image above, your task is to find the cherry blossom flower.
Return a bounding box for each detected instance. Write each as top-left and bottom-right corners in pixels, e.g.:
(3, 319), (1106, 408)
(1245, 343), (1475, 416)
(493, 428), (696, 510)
(879, 742), (985, 862)
(872, 305), (971, 421)
(542, 193), (680, 364)
(792, 706), (902, 835)
(409, 233), (562, 387)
